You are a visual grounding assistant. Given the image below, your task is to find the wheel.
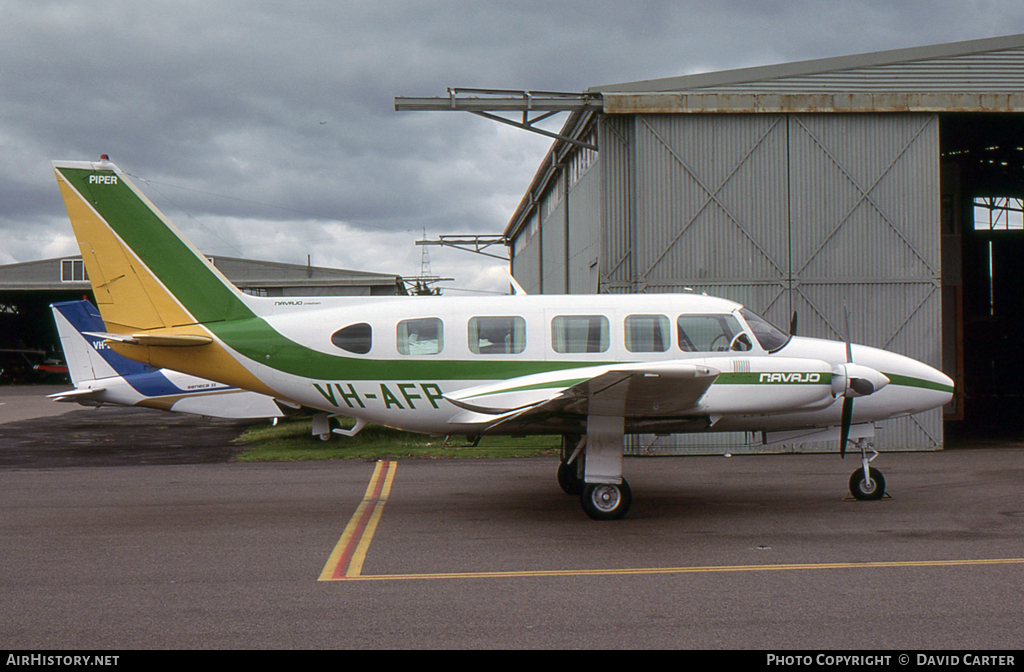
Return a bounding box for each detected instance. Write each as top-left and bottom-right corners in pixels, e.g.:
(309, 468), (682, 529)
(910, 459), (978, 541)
(580, 479), (632, 520)
(849, 466), (885, 501)
(557, 461), (583, 495)
(318, 432), (331, 442)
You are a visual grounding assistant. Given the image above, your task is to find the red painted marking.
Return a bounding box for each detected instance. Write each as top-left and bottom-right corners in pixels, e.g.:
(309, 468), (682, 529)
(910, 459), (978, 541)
(330, 462), (393, 579)
(332, 501), (379, 579)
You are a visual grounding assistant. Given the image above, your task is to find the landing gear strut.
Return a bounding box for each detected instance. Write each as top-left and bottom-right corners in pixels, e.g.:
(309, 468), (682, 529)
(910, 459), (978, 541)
(556, 419), (633, 520)
(848, 437), (886, 501)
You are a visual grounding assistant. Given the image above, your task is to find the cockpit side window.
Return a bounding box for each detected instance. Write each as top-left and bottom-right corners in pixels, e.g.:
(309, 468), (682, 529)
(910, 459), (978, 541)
(331, 323), (372, 355)
(676, 314), (752, 352)
(738, 308), (791, 353)
(397, 318), (443, 355)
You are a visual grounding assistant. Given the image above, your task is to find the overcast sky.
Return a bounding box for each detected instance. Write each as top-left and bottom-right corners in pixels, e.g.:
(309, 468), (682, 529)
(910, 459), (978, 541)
(3, 1), (1024, 293)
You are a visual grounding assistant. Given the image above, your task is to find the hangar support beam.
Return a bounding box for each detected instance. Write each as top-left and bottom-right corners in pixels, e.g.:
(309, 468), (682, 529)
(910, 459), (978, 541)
(415, 235), (509, 261)
(395, 88), (602, 150)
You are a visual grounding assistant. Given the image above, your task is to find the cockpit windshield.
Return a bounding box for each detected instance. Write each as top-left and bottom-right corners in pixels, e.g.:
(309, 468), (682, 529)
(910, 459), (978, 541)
(739, 308), (791, 353)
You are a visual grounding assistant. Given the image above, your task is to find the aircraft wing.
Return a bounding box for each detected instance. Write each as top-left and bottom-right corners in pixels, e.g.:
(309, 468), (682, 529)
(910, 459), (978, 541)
(445, 361), (720, 429)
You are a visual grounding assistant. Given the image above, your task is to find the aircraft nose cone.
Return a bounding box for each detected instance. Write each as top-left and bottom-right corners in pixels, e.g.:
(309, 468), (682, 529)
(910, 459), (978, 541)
(901, 361), (955, 412)
(935, 369), (955, 402)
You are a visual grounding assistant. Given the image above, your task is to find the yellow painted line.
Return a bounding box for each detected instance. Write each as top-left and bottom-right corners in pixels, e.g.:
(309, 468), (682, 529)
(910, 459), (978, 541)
(318, 461), (397, 581)
(323, 556), (1024, 583)
(318, 463), (1023, 583)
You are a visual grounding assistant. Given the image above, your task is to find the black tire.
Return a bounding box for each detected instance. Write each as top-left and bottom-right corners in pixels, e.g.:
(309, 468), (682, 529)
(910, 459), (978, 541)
(557, 461), (583, 495)
(849, 466), (886, 501)
(580, 479), (632, 520)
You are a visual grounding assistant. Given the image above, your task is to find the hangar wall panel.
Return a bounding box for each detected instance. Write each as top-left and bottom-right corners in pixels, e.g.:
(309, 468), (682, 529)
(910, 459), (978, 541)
(541, 197), (567, 294)
(596, 112), (942, 454)
(600, 116), (635, 293)
(511, 213), (541, 294)
(515, 150), (602, 295)
(632, 113), (792, 327)
(788, 114), (942, 452)
(567, 159), (602, 294)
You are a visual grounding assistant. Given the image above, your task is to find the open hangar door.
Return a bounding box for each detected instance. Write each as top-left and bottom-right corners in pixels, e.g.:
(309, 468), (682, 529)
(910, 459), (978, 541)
(941, 113), (1024, 439)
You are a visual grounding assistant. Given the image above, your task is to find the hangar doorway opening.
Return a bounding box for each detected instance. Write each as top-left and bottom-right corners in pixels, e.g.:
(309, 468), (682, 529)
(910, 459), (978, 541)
(942, 113), (1024, 439)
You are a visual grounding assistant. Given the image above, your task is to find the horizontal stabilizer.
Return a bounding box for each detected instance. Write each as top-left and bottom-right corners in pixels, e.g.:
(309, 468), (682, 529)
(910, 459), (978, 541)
(47, 387), (105, 402)
(85, 331), (213, 347)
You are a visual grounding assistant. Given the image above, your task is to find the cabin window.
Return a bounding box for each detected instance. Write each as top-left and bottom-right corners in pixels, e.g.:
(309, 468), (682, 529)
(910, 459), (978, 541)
(397, 318), (443, 355)
(551, 315), (609, 354)
(677, 314), (752, 352)
(331, 323), (372, 355)
(469, 316), (526, 355)
(624, 315), (670, 353)
(738, 308), (790, 353)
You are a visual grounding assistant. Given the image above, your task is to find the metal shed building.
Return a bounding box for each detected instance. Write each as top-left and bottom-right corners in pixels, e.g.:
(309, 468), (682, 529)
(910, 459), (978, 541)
(497, 34), (1024, 453)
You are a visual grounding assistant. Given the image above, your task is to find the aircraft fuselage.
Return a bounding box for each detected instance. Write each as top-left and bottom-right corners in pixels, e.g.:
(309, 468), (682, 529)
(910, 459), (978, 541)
(131, 291), (952, 438)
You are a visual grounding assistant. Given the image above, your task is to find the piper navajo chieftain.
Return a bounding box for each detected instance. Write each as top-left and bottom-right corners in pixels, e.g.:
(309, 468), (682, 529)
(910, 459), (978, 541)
(52, 157), (954, 519)
(48, 299), (285, 420)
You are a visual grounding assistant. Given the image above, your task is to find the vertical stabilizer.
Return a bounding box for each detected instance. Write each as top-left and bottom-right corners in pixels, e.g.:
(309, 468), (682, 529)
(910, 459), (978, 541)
(52, 158), (280, 397)
(51, 300), (151, 385)
(52, 158), (254, 334)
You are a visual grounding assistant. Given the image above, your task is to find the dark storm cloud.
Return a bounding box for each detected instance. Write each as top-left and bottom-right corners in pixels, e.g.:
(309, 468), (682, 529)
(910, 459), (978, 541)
(2, 1), (1024, 288)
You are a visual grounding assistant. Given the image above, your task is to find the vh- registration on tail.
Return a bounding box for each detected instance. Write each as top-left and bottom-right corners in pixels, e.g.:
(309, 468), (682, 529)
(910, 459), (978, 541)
(53, 157), (955, 520)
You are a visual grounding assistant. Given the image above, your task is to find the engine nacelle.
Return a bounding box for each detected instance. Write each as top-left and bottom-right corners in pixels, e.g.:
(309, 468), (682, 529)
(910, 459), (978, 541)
(832, 363), (890, 398)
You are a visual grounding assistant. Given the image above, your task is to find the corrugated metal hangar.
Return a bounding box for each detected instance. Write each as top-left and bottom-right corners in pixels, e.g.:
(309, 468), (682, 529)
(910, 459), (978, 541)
(0, 255), (405, 381)
(400, 34), (1024, 453)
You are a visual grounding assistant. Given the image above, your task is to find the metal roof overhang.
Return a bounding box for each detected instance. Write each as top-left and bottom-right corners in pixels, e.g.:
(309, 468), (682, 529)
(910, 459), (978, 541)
(601, 91), (1024, 114)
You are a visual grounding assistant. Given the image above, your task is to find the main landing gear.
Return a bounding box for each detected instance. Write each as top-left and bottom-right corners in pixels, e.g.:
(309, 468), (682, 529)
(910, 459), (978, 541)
(557, 433), (632, 520)
(580, 480), (632, 521)
(848, 437), (886, 501)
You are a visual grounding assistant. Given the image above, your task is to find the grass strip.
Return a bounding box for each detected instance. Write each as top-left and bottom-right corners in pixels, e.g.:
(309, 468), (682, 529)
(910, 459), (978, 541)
(234, 417), (560, 462)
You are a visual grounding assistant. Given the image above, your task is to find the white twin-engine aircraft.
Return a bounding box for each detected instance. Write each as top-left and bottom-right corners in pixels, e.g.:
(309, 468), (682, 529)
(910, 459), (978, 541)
(52, 157), (954, 520)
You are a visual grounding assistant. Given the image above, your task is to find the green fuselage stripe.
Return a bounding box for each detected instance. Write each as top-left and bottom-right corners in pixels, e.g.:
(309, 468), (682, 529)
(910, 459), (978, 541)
(884, 373), (954, 394)
(212, 316), (610, 380)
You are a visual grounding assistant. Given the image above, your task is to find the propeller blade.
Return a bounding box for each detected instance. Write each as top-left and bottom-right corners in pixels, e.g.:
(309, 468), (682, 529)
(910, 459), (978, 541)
(840, 395), (853, 459)
(789, 311), (798, 336)
(843, 303), (853, 364)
